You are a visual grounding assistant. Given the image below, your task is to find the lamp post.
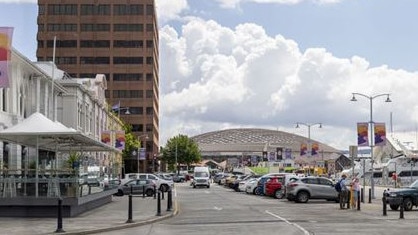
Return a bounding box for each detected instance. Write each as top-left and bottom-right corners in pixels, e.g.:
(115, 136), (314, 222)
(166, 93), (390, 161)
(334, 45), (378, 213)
(350, 92), (391, 199)
(296, 122), (322, 174)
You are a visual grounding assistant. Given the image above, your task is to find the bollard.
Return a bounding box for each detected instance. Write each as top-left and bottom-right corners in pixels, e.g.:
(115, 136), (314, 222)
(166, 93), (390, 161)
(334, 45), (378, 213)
(368, 188), (372, 203)
(347, 191), (350, 209)
(126, 194), (133, 223)
(357, 190), (361, 211)
(142, 185), (145, 198)
(156, 190), (162, 216)
(130, 184), (133, 195)
(153, 185), (157, 199)
(55, 197), (65, 233)
(167, 188), (172, 211)
(161, 188), (165, 200)
(361, 188), (364, 203)
(399, 197), (404, 219)
(382, 190), (387, 216)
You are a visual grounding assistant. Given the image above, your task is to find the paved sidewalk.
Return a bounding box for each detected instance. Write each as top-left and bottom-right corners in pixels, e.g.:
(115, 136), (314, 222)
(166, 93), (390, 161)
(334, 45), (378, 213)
(0, 193), (177, 235)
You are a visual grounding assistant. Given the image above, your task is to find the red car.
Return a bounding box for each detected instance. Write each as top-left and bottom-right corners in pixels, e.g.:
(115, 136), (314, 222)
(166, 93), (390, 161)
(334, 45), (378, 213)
(265, 176), (285, 199)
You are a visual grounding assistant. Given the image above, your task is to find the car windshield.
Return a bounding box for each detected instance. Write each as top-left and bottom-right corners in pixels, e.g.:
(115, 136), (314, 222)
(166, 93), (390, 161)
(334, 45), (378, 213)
(195, 172), (208, 177)
(409, 180), (418, 188)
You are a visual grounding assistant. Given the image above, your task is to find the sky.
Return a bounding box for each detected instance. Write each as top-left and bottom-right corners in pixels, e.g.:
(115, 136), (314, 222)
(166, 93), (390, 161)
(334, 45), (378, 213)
(2, 0), (418, 151)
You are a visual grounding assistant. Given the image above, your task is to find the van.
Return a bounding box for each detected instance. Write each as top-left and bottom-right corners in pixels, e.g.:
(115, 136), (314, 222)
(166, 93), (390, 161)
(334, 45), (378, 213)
(192, 167), (210, 188)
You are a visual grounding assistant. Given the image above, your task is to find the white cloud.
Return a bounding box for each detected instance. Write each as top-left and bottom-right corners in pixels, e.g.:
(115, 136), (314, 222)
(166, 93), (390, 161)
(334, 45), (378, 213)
(156, 0), (189, 24)
(159, 17), (418, 150)
(213, 0), (342, 9)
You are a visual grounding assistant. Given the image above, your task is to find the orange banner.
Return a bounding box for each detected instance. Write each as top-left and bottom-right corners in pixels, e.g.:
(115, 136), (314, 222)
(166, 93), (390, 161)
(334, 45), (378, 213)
(357, 122), (369, 147)
(0, 27), (13, 88)
(374, 123), (386, 146)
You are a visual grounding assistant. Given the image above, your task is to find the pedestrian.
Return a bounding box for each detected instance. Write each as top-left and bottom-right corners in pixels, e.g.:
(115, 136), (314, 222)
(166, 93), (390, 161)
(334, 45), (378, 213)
(339, 174), (349, 209)
(351, 177), (360, 209)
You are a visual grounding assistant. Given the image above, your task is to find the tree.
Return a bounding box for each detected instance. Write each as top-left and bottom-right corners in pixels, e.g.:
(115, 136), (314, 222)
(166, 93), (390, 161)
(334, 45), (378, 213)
(161, 134), (201, 173)
(121, 124), (141, 174)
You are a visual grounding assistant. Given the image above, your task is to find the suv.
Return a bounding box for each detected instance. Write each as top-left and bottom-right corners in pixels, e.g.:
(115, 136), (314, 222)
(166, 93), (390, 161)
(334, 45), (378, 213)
(385, 179), (418, 211)
(122, 173), (173, 192)
(286, 176), (339, 203)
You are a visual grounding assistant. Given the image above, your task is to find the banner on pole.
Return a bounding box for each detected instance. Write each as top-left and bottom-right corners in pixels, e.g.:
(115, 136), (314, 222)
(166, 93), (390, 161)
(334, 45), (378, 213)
(115, 130), (126, 150)
(374, 123), (386, 146)
(0, 27), (13, 88)
(300, 143), (307, 156)
(311, 142), (319, 156)
(357, 122), (369, 147)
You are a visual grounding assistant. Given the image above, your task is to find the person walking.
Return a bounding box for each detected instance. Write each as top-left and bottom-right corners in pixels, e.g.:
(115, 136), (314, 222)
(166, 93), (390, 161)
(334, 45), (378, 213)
(339, 174), (349, 209)
(351, 177), (360, 209)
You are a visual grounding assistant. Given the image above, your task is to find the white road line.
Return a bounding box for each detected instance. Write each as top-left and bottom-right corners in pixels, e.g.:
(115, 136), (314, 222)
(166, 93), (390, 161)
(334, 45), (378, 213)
(213, 206), (223, 211)
(265, 210), (310, 235)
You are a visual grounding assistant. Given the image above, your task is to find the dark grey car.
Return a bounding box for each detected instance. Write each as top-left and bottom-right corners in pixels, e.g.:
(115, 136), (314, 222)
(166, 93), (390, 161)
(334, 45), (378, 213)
(115, 179), (156, 197)
(285, 176), (339, 203)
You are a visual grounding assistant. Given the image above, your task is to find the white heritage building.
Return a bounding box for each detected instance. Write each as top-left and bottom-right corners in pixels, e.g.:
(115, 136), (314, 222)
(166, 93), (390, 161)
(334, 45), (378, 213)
(0, 48), (123, 216)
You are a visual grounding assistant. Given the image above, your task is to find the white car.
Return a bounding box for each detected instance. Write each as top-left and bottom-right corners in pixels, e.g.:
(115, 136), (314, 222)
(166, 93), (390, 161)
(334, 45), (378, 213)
(245, 178), (260, 194)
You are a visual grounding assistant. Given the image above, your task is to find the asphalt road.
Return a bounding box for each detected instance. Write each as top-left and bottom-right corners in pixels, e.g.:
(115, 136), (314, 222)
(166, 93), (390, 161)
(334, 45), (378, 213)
(102, 183), (418, 235)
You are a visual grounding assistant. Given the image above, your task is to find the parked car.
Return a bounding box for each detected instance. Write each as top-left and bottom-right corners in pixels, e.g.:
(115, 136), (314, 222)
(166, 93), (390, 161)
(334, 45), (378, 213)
(286, 176), (339, 203)
(385, 179), (418, 211)
(213, 173), (229, 184)
(238, 175), (260, 192)
(122, 173), (173, 192)
(245, 178), (260, 194)
(265, 176), (284, 199)
(171, 173), (187, 183)
(115, 179), (156, 197)
(231, 174), (252, 191)
(255, 173), (296, 195)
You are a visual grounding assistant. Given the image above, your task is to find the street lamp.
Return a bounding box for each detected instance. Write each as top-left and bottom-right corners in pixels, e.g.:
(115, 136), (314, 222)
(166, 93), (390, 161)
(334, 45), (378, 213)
(350, 92), (391, 199)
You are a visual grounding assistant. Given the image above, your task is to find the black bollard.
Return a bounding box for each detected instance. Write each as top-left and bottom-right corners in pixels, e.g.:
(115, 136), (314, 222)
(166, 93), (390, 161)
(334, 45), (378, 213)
(400, 197), (404, 219)
(347, 191), (350, 209)
(167, 189), (172, 211)
(153, 185), (157, 199)
(143, 185), (145, 198)
(361, 188), (364, 203)
(126, 194), (133, 223)
(55, 197), (65, 233)
(130, 184), (133, 195)
(368, 188), (372, 203)
(357, 190), (361, 211)
(161, 188), (165, 200)
(156, 190), (162, 216)
(382, 190), (387, 216)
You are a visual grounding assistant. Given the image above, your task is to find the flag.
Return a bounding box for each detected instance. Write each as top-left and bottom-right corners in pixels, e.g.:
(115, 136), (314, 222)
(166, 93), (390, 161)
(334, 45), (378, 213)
(101, 131), (111, 145)
(0, 27), (13, 88)
(114, 130), (126, 150)
(300, 143), (307, 156)
(268, 151), (276, 162)
(311, 142), (319, 156)
(285, 148), (292, 159)
(276, 147), (283, 160)
(374, 123), (386, 146)
(357, 122), (369, 147)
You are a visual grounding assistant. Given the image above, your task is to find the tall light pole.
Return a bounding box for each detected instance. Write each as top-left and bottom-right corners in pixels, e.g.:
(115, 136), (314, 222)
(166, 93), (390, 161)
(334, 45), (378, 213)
(351, 92), (391, 199)
(296, 122), (322, 174)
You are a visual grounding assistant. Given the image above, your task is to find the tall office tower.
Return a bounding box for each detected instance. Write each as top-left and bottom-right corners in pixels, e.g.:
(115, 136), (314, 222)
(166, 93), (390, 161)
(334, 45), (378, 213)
(36, 0), (159, 173)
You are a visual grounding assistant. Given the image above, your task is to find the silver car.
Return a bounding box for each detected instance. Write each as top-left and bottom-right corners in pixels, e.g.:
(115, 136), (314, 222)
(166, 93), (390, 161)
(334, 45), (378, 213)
(285, 176), (339, 203)
(115, 179), (156, 197)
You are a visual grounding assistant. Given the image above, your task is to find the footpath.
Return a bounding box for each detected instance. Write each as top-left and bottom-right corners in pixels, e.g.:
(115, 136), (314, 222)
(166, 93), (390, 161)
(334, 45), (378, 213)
(0, 193), (177, 235)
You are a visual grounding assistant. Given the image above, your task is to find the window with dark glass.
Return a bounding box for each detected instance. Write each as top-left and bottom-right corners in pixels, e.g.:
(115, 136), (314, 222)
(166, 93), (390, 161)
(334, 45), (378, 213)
(146, 107), (153, 115)
(48, 4), (77, 15)
(81, 4), (110, 15)
(47, 40), (77, 48)
(55, 57), (77, 65)
(81, 24), (110, 32)
(146, 73), (153, 81)
(37, 40), (44, 48)
(38, 24), (44, 32)
(114, 4), (143, 15)
(113, 40), (143, 48)
(80, 40), (110, 48)
(113, 73), (143, 81)
(80, 57), (110, 64)
(129, 107), (143, 115)
(114, 24), (143, 32)
(146, 4), (154, 15)
(146, 90), (153, 98)
(39, 5), (45, 15)
(113, 57), (143, 64)
(146, 40), (153, 48)
(131, 124), (142, 132)
(146, 57), (153, 65)
(146, 124), (153, 132)
(146, 24), (153, 32)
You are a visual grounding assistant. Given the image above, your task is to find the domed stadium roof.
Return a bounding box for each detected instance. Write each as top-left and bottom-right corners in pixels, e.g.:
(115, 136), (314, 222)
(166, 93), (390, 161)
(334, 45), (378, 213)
(191, 128), (340, 158)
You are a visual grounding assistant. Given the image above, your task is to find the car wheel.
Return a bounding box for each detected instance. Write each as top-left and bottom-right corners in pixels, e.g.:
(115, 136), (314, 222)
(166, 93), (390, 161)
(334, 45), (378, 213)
(180, 179), (185, 183)
(403, 198), (413, 211)
(255, 186), (262, 195)
(274, 189), (284, 199)
(207, 184), (210, 188)
(389, 204), (399, 210)
(296, 191), (309, 203)
(145, 188), (154, 197)
(193, 184), (196, 188)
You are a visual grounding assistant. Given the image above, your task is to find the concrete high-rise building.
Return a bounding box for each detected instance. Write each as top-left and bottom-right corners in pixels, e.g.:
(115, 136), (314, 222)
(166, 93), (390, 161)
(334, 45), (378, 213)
(36, 0), (159, 173)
